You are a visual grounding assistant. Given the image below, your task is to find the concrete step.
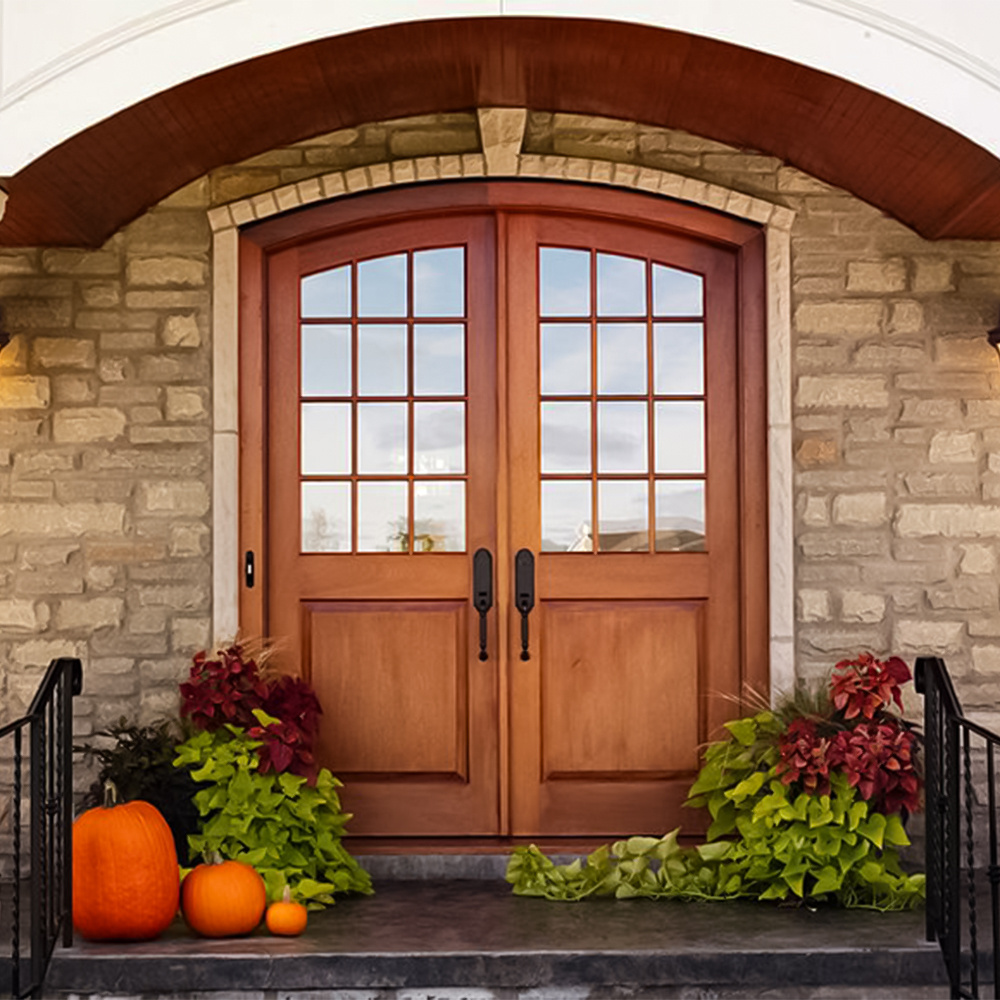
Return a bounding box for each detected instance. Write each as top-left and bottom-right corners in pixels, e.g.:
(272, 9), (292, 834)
(44, 879), (949, 999)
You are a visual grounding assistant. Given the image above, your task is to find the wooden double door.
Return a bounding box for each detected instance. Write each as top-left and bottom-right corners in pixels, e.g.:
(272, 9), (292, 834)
(241, 183), (768, 840)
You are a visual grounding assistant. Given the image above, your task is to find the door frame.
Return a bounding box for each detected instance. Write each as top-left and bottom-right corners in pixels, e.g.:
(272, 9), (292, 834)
(236, 180), (770, 836)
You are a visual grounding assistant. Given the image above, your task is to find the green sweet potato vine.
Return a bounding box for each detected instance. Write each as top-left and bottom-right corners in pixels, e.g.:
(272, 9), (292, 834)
(508, 655), (927, 910)
(174, 719), (373, 908)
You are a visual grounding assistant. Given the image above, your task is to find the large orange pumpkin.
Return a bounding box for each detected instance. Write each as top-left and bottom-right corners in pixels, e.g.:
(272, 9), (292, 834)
(181, 856), (266, 937)
(72, 783), (179, 941)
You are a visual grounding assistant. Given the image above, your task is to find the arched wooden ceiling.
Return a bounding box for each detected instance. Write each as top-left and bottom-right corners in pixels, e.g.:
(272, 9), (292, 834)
(3, 17), (1000, 247)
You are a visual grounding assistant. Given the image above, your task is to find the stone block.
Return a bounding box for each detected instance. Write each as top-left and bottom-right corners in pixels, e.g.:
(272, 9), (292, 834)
(137, 689), (181, 726)
(165, 386), (208, 421)
(895, 619), (965, 654)
(795, 344), (850, 369)
(796, 375), (888, 409)
(899, 398), (962, 424)
(53, 375), (97, 404)
(129, 426), (209, 444)
(0, 599), (48, 631)
(139, 480), (210, 517)
(128, 608), (168, 634)
(55, 597), (124, 631)
(134, 584), (207, 611)
(903, 472), (978, 497)
(42, 248), (120, 276)
(125, 289), (209, 310)
(888, 301), (923, 334)
(170, 523), (209, 557)
(32, 337), (96, 369)
(86, 564), (119, 590)
(845, 416), (889, 443)
(0, 376), (50, 409)
(80, 282), (121, 308)
(11, 480), (54, 499)
(961, 544), (997, 575)
(832, 492), (886, 526)
(802, 627), (887, 654)
(99, 332), (157, 351)
(138, 354), (208, 383)
(927, 579), (997, 611)
(53, 407), (126, 443)
(98, 385), (161, 407)
(799, 533), (886, 558)
(851, 343), (925, 369)
(127, 256), (207, 288)
(929, 430), (977, 464)
(896, 372), (991, 395)
(212, 169), (283, 203)
(86, 541), (166, 563)
(913, 258), (954, 292)
(125, 211), (211, 254)
(797, 589), (830, 622)
(17, 569), (84, 595)
(19, 542), (78, 568)
(794, 302), (883, 338)
(11, 638), (84, 668)
(896, 504), (1000, 538)
(0, 502), (124, 537)
(171, 617), (212, 652)
(3, 298), (72, 329)
(802, 495), (829, 527)
(846, 259), (906, 292)
(841, 591), (886, 623)
(795, 438), (838, 467)
(159, 176), (211, 208)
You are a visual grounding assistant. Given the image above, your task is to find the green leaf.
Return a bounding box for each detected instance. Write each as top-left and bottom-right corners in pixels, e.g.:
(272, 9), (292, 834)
(724, 717), (759, 746)
(883, 813), (910, 847)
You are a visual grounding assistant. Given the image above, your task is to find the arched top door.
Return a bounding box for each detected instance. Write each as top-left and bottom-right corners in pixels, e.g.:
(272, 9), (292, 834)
(239, 182), (768, 841)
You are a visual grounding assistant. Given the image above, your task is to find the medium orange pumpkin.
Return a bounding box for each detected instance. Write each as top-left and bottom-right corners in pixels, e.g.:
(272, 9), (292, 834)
(181, 855), (266, 937)
(265, 887), (308, 936)
(72, 782), (179, 941)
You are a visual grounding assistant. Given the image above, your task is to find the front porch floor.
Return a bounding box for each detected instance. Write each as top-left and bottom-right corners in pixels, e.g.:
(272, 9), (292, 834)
(44, 879), (950, 999)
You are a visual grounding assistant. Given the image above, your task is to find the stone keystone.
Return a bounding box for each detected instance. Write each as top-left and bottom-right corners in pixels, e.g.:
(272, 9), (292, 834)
(477, 108), (528, 176)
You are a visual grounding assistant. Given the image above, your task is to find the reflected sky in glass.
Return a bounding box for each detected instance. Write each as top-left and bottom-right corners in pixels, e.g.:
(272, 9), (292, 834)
(358, 254), (407, 317)
(541, 401), (591, 473)
(301, 325), (350, 397)
(540, 248), (590, 317)
(358, 403), (408, 474)
(414, 402), (465, 474)
(597, 401), (647, 473)
(597, 253), (645, 317)
(656, 481), (706, 552)
(414, 324), (465, 396)
(598, 323), (647, 395)
(358, 325), (407, 396)
(654, 324), (704, 396)
(414, 248), (464, 317)
(655, 401), (704, 473)
(357, 481), (409, 552)
(301, 482), (351, 552)
(301, 265), (350, 319)
(541, 480), (592, 552)
(541, 324), (590, 396)
(301, 403), (351, 475)
(414, 481), (465, 551)
(653, 264), (703, 317)
(598, 480), (649, 552)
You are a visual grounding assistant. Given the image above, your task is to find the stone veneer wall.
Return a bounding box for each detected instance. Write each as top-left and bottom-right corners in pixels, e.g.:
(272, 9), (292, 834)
(1, 108), (1000, 767)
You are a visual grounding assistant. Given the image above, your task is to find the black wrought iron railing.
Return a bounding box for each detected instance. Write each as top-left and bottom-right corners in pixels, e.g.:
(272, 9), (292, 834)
(1, 657), (81, 1000)
(917, 654), (1000, 999)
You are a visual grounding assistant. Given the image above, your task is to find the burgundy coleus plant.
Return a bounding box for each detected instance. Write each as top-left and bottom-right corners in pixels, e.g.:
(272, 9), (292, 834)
(775, 718), (834, 796)
(829, 721), (920, 815)
(180, 643), (270, 731)
(830, 652), (911, 720)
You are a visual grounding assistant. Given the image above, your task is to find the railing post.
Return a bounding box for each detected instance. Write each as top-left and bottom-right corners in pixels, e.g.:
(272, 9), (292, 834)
(61, 661), (76, 948)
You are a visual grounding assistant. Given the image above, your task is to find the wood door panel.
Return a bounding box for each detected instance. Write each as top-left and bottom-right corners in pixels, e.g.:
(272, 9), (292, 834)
(540, 601), (702, 779)
(305, 600), (467, 778)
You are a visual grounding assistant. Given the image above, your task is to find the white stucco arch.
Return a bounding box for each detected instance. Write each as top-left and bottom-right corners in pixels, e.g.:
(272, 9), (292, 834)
(1, 0), (1000, 176)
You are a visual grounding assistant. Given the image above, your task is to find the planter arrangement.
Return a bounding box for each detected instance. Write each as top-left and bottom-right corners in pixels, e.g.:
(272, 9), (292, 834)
(73, 642), (372, 942)
(506, 653), (926, 910)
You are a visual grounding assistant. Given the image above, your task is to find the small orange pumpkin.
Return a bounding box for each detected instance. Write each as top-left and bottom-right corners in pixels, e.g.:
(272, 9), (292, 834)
(265, 887), (308, 936)
(72, 781), (179, 942)
(181, 854), (266, 937)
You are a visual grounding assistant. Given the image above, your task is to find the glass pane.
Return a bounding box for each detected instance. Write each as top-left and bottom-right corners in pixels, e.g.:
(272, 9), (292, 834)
(359, 325), (407, 396)
(414, 481), (465, 551)
(357, 481), (409, 552)
(541, 480), (593, 552)
(598, 323), (647, 395)
(414, 324), (465, 396)
(597, 253), (645, 317)
(301, 265), (350, 319)
(597, 401), (648, 473)
(598, 480), (649, 552)
(541, 401), (591, 474)
(540, 247), (590, 317)
(541, 324), (590, 396)
(301, 324), (351, 397)
(301, 482), (351, 553)
(358, 254), (407, 317)
(655, 401), (705, 474)
(358, 403), (408, 474)
(656, 481), (706, 552)
(653, 264), (703, 316)
(414, 402), (465, 474)
(413, 248), (464, 317)
(301, 403), (351, 475)
(654, 323), (704, 396)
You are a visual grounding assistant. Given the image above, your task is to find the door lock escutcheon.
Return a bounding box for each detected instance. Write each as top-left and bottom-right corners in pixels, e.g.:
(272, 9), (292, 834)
(473, 548), (494, 661)
(515, 549), (535, 661)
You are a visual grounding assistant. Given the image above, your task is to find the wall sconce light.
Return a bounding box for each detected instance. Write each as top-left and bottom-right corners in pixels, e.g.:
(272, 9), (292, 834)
(989, 311), (1000, 364)
(0, 305), (9, 355)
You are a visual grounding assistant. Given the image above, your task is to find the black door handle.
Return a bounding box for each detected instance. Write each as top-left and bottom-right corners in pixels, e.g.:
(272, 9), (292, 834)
(473, 548), (493, 661)
(515, 549), (535, 661)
